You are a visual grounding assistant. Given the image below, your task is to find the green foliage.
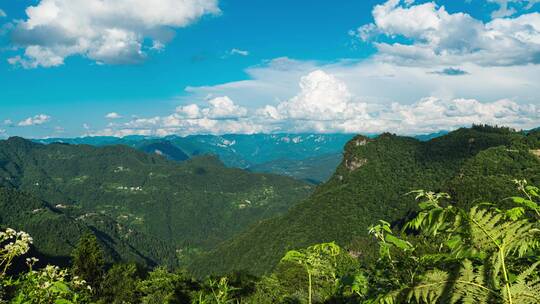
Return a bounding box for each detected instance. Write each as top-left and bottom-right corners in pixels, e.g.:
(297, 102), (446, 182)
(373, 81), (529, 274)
(137, 267), (200, 304)
(98, 263), (142, 304)
(1, 228), (91, 304)
(0, 137), (313, 268)
(369, 183), (540, 304)
(193, 126), (540, 276)
(10, 265), (91, 304)
(137, 266), (180, 304)
(1, 175), (539, 304)
(71, 233), (104, 291)
(281, 242), (341, 304)
(248, 153), (344, 184)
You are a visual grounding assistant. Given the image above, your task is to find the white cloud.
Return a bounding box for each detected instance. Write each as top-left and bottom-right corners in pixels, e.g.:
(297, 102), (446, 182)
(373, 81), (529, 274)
(95, 70), (540, 136)
(94, 96), (254, 136)
(3, 119), (13, 125)
(184, 57), (540, 109)
(176, 96), (248, 119)
(176, 104), (201, 119)
(8, 0), (220, 68)
(0, 9), (6, 18)
(105, 112), (122, 119)
(229, 48), (249, 56)
(353, 0), (540, 67)
(17, 114), (51, 126)
(487, 0), (540, 18)
(261, 70), (368, 121)
(205, 96), (248, 119)
(254, 70), (539, 134)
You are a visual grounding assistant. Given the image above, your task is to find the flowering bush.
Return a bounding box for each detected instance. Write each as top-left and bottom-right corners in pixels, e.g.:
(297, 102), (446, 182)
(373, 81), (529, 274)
(0, 228), (91, 304)
(0, 228), (33, 276)
(11, 264), (91, 304)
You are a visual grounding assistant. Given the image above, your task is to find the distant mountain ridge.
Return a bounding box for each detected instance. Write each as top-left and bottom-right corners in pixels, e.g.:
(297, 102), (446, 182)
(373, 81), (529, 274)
(35, 132), (449, 184)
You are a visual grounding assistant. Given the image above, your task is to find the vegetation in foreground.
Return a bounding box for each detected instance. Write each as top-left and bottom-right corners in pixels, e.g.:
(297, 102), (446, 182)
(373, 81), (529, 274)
(1, 180), (538, 303)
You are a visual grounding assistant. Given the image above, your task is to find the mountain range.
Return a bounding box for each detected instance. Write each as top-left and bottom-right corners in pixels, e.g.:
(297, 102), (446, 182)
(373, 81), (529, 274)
(35, 132), (449, 184)
(3, 126), (538, 278)
(0, 137), (313, 267)
(189, 126), (540, 276)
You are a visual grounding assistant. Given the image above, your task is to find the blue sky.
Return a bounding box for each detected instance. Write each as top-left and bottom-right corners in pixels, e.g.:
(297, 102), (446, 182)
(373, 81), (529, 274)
(0, 0), (539, 138)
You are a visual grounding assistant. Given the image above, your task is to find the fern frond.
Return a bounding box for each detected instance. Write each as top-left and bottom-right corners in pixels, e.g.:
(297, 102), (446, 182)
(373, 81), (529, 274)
(508, 261), (540, 304)
(450, 260), (493, 304)
(462, 207), (539, 258)
(407, 269), (449, 303)
(365, 291), (400, 304)
(405, 260), (501, 304)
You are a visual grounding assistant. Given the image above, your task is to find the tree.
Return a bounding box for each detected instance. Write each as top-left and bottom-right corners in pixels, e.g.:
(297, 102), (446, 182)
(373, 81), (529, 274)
(71, 233), (104, 292)
(99, 263), (142, 304)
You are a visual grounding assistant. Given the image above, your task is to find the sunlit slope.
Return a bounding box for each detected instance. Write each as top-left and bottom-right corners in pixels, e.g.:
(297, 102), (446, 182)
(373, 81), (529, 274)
(190, 126), (540, 276)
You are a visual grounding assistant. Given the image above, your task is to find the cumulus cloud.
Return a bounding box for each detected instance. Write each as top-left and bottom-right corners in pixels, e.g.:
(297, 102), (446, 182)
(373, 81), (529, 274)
(353, 0), (540, 67)
(259, 70), (368, 121)
(487, 0), (540, 18)
(95, 70), (540, 136)
(105, 112), (122, 119)
(176, 96), (248, 119)
(17, 114), (51, 126)
(95, 96), (254, 136)
(254, 70), (539, 134)
(185, 57), (540, 109)
(8, 0), (220, 68)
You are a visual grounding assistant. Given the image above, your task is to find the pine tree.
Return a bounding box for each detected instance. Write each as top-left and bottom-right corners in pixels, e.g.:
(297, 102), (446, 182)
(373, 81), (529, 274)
(71, 233), (105, 292)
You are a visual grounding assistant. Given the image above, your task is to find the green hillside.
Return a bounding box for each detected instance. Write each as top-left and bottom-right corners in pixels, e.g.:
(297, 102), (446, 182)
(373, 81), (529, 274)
(248, 153), (343, 184)
(0, 138), (313, 267)
(0, 187), (179, 268)
(190, 126), (540, 276)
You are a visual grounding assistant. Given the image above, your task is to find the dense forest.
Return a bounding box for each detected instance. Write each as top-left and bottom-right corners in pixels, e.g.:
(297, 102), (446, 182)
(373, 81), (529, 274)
(0, 125), (539, 303)
(35, 134), (356, 184)
(0, 138), (313, 267)
(1, 177), (538, 303)
(191, 126), (540, 276)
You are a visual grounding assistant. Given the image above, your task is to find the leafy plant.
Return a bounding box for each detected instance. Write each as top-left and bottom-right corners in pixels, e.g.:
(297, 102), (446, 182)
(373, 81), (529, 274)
(11, 264), (91, 304)
(281, 242), (341, 304)
(71, 233), (104, 292)
(372, 184), (540, 303)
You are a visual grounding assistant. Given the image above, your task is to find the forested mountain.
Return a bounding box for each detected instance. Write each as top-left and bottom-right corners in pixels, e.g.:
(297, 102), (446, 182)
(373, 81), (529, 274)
(137, 141), (190, 161)
(35, 132), (449, 184)
(35, 134), (355, 183)
(0, 187), (179, 268)
(35, 133), (355, 168)
(0, 137), (313, 267)
(248, 153), (343, 184)
(190, 126), (540, 276)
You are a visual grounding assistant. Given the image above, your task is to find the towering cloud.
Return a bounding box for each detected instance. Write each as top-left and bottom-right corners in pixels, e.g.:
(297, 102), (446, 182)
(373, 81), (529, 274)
(95, 70), (540, 136)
